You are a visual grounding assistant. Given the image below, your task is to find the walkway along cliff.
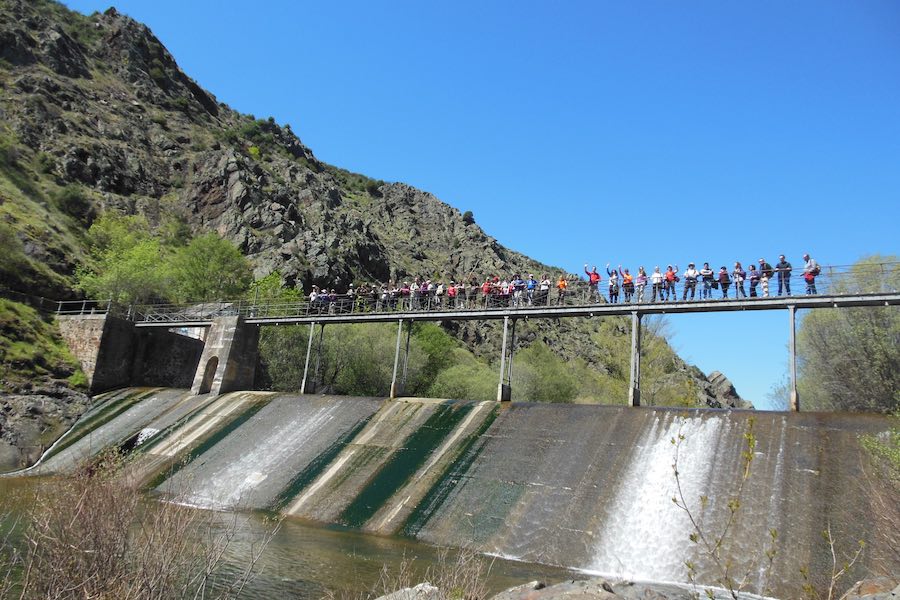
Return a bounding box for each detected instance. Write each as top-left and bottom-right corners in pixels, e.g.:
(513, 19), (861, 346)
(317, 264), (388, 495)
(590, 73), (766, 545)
(32, 386), (899, 597)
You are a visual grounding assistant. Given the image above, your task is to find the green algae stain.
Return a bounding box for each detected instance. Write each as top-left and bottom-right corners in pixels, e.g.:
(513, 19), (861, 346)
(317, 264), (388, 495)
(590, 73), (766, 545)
(271, 415), (374, 511)
(42, 388), (160, 460)
(402, 404), (499, 537)
(338, 403), (472, 529)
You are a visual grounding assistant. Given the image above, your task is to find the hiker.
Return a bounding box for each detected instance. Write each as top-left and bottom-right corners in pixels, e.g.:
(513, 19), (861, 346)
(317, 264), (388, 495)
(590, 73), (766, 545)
(664, 265), (679, 301)
(775, 254), (792, 296)
(803, 253), (819, 295)
(758, 259), (774, 297)
(718, 267), (731, 299)
(526, 274), (538, 305)
(606, 264), (619, 303)
(635, 267), (648, 303)
(584, 264), (602, 302)
(700, 263), (715, 299)
(556, 275), (568, 305)
(621, 267), (635, 302)
(682, 263), (699, 301)
(650, 267), (664, 302)
(733, 262), (747, 299)
(747, 264), (760, 297)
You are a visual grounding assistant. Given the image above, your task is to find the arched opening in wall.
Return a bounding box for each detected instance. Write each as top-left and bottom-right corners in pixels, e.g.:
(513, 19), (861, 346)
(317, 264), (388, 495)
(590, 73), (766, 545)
(199, 357), (219, 394)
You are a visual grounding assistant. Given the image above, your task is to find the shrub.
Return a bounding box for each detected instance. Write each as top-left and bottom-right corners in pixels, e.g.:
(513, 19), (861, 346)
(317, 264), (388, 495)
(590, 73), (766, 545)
(462, 210), (475, 225)
(53, 185), (95, 224)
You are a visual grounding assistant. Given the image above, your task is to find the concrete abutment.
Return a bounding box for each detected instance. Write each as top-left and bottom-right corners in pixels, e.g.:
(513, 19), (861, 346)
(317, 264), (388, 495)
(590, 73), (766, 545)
(190, 316), (259, 396)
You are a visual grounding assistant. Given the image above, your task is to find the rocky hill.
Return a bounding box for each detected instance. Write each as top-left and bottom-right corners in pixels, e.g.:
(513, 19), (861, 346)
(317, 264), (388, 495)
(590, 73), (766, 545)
(0, 0), (749, 466)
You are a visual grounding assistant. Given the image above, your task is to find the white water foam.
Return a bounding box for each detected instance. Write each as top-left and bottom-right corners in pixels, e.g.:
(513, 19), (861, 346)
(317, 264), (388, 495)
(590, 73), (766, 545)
(180, 401), (342, 510)
(588, 413), (725, 582)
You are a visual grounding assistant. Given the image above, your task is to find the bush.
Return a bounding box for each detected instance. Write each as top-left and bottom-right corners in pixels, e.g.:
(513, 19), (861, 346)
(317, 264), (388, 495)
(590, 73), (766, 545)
(0, 451), (274, 598)
(462, 210), (475, 225)
(53, 185), (96, 224)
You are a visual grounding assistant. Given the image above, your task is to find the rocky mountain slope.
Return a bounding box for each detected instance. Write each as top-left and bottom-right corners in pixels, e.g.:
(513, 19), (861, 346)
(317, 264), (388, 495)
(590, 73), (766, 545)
(0, 0), (749, 465)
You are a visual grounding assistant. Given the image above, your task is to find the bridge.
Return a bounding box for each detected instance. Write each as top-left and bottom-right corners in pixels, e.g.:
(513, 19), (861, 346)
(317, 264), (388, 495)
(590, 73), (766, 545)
(53, 264), (899, 411)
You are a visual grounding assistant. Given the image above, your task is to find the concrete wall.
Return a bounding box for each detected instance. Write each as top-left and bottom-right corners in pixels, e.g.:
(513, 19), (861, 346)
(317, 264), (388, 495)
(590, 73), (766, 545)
(57, 315), (205, 393)
(191, 316), (259, 396)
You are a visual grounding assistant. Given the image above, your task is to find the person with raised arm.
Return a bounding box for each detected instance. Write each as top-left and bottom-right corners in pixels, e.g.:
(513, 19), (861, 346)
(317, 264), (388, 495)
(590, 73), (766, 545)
(664, 265), (679, 301)
(584, 264), (602, 302)
(606, 264), (619, 303)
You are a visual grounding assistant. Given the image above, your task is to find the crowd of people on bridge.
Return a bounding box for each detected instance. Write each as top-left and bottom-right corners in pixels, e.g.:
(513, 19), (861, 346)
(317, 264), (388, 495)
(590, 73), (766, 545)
(305, 253), (821, 314)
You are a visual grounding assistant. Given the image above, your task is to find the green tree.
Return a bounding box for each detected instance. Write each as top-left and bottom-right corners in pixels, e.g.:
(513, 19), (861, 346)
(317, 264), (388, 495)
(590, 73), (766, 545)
(797, 255), (899, 412)
(169, 233), (252, 302)
(76, 213), (170, 304)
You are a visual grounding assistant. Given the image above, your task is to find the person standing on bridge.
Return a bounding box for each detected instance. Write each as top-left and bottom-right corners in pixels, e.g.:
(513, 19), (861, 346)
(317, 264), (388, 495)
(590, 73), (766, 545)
(802, 253), (819, 295)
(635, 267), (648, 303)
(650, 267), (664, 302)
(775, 254), (793, 296)
(606, 264), (620, 303)
(718, 267), (731, 299)
(620, 267), (635, 302)
(664, 265), (679, 301)
(584, 264), (602, 303)
(556, 275), (568, 305)
(747, 263), (760, 297)
(682, 263), (699, 300)
(759, 259), (774, 297)
(700, 263), (714, 299)
(526, 274), (538, 306)
(733, 262), (747, 298)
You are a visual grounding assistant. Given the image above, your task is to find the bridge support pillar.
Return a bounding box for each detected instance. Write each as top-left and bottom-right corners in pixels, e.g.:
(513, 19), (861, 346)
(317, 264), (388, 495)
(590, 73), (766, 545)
(390, 319), (405, 399)
(191, 316), (259, 396)
(628, 311), (642, 407)
(300, 321), (316, 394)
(789, 305), (799, 411)
(497, 316), (515, 402)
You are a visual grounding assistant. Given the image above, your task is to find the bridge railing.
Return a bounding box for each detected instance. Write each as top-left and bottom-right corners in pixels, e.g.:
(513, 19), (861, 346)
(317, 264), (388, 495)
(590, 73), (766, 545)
(43, 261), (899, 323)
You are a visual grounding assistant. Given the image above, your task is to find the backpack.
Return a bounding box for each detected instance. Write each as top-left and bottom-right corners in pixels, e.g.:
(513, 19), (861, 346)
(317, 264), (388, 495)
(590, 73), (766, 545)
(812, 265), (821, 276)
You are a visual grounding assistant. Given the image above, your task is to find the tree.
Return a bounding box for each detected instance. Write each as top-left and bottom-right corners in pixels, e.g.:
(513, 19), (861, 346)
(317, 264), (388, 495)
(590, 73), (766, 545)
(797, 256), (899, 412)
(169, 233), (252, 302)
(76, 213), (170, 304)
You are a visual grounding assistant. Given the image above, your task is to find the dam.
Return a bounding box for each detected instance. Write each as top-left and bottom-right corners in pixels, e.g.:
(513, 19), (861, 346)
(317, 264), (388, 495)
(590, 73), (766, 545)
(32, 387), (898, 597)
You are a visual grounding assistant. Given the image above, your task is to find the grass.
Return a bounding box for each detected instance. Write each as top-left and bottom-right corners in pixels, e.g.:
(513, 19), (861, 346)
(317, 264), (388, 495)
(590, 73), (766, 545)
(0, 299), (84, 390)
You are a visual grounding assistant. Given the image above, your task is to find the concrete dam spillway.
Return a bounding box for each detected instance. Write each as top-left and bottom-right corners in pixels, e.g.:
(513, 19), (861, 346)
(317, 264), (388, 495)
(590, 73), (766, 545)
(33, 388), (897, 596)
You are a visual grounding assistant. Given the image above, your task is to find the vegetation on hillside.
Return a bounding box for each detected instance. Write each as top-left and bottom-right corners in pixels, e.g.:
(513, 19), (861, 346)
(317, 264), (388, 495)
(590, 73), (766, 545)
(796, 256), (898, 413)
(76, 213), (253, 304)
(0, 298), (84, 391)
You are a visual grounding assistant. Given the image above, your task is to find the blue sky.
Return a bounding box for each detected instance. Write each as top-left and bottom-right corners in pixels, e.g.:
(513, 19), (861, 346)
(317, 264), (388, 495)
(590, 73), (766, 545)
(65, 0), (900, 409)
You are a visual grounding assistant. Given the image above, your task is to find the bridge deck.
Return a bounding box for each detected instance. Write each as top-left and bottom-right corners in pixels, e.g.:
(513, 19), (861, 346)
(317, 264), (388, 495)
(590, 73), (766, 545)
(130, 293), (900, 328)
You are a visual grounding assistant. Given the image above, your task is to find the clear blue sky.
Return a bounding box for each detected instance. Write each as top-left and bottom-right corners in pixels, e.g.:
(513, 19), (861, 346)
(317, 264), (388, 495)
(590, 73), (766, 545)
(65, 0), (900, 409)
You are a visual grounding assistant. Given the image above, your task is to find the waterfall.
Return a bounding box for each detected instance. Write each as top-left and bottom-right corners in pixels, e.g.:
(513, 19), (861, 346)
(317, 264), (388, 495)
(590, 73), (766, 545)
(588, 413), (728, 583)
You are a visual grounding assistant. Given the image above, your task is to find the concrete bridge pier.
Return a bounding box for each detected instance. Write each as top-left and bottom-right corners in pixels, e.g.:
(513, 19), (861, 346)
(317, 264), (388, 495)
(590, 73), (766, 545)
(628, 311), (642, 407)
(190, 316), (259, 396)
(300, 322), (317, 394)
(789, 305), (800, 411)
(390, 319), (405, 399)
(497, 316), (516, 402)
